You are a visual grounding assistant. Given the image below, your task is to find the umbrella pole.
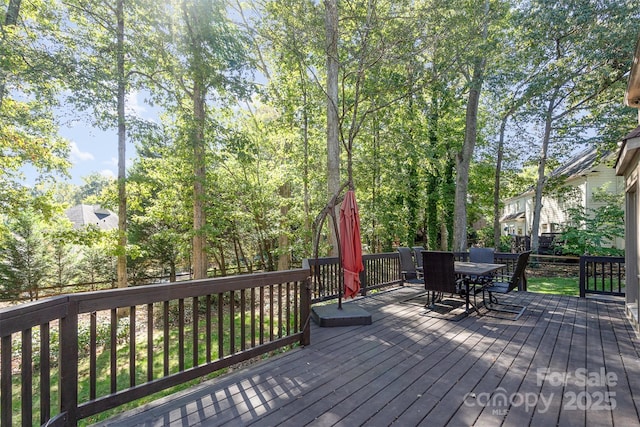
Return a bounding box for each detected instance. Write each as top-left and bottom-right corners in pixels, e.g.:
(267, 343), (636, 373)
(310, 181), (349, 311)
(330, 207), (343, 310)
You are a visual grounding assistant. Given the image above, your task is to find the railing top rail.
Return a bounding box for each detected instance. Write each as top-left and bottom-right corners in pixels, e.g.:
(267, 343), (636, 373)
(303, 252), (398, 267)
(74, 268), (310, 313)
(0, 268), (310, 335)
(579, 255), (625, 262)
(0, 295), (69, 335)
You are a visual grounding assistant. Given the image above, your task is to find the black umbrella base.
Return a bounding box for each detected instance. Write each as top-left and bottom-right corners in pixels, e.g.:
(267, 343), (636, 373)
(311, 304), (372, 327)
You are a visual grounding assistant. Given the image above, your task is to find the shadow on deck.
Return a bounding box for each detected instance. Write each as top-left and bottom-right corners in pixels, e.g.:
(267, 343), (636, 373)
(94, 286), (640, 427)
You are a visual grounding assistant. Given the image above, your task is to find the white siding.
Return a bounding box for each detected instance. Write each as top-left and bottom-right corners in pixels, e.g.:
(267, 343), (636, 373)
(499, 159), (623, 242)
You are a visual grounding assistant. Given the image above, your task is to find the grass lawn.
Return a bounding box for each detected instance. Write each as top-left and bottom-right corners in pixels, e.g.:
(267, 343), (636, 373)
(526, 276), (579, 297)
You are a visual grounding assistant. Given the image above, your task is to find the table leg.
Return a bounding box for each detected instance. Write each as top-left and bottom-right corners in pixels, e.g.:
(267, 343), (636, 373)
(465, 280), (470, 313)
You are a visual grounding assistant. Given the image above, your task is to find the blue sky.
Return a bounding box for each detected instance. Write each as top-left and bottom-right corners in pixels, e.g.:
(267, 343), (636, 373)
(53, 91), (155, 186)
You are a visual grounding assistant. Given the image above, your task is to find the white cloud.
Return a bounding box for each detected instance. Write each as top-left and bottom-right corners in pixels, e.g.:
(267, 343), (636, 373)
(126, 90), (147, 117)
(99, 169), (116, 179)
(103, 157), (118, 167)
(70, 142), (94, 162)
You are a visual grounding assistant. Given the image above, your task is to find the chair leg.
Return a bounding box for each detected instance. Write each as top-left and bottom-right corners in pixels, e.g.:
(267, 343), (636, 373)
(483, 291), (526, 320)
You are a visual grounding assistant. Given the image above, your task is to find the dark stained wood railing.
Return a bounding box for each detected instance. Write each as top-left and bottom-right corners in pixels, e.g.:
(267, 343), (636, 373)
(305, 251), (626, 302)
(304, 252), (402, 303)
(304, 252), (529, 303)
(579, 255), (625, 297)
(0, 269), (311, 427)
(1, 252), (626, 426)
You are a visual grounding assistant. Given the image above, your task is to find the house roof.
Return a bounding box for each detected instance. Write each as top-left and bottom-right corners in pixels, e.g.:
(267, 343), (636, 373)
(615, 124), (640, 176)
(505, 146), (611, 201)
(500, 211), (525, 222)
(625, 35), (640, 108)
(547, 146), (609, 180)
(65, 204), (119, 230)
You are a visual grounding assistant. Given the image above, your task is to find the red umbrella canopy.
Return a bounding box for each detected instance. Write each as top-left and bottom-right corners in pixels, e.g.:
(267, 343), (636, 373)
(340, 190), (364, 299)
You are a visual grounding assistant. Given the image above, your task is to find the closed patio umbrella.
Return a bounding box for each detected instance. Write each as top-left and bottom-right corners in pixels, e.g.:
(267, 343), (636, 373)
(340, 190), (364, 300)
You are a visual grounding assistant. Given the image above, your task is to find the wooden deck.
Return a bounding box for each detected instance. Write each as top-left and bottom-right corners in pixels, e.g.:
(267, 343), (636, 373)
(93, 286), (640, 427)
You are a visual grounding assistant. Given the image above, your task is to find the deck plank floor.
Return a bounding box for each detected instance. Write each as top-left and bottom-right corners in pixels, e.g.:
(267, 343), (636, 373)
(93, 286), (640, 427)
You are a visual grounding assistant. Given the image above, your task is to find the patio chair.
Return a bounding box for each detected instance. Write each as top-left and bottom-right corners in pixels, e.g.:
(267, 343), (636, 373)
(397, 247), (423, 285)
(468, 247), (496, 286)
(412, 246), (425, 274)
(482, 251), (531, 320)
(422, 251), (463, 306)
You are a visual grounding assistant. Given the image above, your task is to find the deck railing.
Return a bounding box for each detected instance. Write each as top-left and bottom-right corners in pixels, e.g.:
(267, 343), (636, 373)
(579, 255), (626, 297)
(0, 251), (626, 426)
(305, 251), (527, 303)
(304, 252), (402, 302)
(0, 269), (311, 427)
(307, 251), (626, 301)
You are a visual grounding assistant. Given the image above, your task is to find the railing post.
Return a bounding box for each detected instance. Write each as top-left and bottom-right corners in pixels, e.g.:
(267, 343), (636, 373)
(579, 256), (586, 298)
(1, 335), (12, 427)
(60, 299), (79, 426)
(301, 276), (312, 346)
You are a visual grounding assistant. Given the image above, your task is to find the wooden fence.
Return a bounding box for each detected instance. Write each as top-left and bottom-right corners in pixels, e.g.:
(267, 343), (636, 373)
(0, 269), (311, 427)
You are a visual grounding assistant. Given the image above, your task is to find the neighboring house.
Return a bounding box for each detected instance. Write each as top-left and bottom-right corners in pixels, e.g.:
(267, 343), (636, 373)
(500, 147), (624, 246)
(65, 204), (119, 231)
(615, 35), (640, 332)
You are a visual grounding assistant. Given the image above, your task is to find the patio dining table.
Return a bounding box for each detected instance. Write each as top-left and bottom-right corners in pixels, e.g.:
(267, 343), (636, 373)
(454, 261), (505, 313)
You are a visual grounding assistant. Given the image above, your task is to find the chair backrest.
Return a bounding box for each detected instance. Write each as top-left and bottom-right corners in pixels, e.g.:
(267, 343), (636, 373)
(412, 246), (424, 268)
(469, 247), (495, 264)
(397, 247), (418, 279)
(506, 251), (531, 292)
(422, 251), (458, 293)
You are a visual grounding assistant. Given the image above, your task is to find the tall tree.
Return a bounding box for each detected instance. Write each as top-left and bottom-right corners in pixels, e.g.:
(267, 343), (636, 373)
(144, 0), (250, 278)
(452, 0), (496, 252)
(127, 129), (191, 282)
(0, 0), (22, 108)
(115, 0), (127, 289)
(0, 0), (70, 214)
(0, 208), (51, 300)
(324, 0), (340, 255)
(518, 0), (638, 252)
(62, 0), (153, 288)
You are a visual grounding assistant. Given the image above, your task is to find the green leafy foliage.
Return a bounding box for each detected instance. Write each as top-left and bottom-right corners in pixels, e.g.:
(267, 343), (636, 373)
(0, 0), (637, 299)
(558, 190), (625, 256)
(0, 208), (51, 300)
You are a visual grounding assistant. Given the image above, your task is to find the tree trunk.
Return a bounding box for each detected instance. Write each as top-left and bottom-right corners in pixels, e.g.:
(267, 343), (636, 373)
(453, 62), (484, 252)
(278, 181), (291, 270)
(453, 0), (488, 253)
(443, 153), (455, 250)
(372, 114), (380, 252)
(426, 87), (439, 250)
(530, 92), (557, 253)
(300, 67), (311, 247)
(2, 0), (21, 26)
(493, 115), (508, 249)
(169, 261), (176, 282)
(325, 0), (340, 256)
(0, 0), (22, 109)
(236, 237), (252, 273)
(116, 0), (127, 289)
(192, 80), (208, 279)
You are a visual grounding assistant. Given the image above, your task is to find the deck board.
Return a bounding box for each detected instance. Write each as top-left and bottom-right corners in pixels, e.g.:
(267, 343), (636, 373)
(92, 287), (640, 427)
